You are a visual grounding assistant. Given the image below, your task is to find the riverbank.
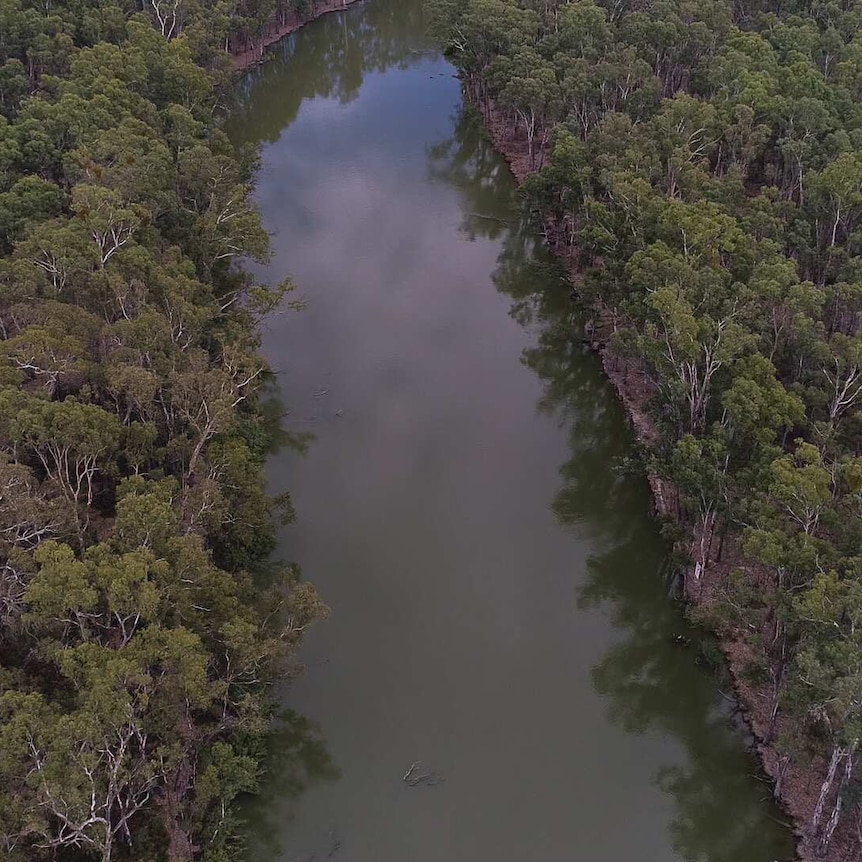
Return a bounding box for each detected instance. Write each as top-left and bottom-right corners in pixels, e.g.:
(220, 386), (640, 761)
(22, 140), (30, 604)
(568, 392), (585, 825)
(231, 0), (363, 70)
(474, 98), (852, 862)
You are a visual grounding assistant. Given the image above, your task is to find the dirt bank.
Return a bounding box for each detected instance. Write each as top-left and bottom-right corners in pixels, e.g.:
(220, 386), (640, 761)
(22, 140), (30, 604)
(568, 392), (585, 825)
(477, 98), (857, 862)
(231, 0), (363, 70)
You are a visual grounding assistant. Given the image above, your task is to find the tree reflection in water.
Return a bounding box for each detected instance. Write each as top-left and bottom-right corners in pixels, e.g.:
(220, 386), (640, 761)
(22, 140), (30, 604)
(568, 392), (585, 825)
(427, 105), (794, 862)
(237, 389), (336, 860)
(226, 0), (438, 143)
(242, 709), (341, 859)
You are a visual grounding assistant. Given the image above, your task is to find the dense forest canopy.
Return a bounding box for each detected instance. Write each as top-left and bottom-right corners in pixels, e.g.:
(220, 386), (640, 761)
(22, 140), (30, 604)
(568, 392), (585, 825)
(426, 0), (862, 855)
(0, 0), (333, 860)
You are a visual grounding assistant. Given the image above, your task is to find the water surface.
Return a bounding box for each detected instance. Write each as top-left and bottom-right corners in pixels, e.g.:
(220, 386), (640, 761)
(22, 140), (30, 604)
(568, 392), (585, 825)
(228, 3), (795, 859)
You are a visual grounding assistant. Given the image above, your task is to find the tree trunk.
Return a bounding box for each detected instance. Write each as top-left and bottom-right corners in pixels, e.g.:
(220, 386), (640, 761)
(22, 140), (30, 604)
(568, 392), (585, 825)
(818, 741), (857, 856)
(814, 746), (844, 831)
(774, 754), (790, 801)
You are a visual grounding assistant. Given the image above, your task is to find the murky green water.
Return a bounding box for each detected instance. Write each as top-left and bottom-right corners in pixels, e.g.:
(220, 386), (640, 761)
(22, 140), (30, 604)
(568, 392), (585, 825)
(228, 2), (795, 859)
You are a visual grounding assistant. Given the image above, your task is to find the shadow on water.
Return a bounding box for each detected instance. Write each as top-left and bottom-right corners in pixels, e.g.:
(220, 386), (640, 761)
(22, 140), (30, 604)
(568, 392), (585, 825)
(426, 116), (517, 241)
(237, 390), (336, 861)
(255, 380), (318, 459)
(239, 709), (341, 860)
(427, 106), (796, 862)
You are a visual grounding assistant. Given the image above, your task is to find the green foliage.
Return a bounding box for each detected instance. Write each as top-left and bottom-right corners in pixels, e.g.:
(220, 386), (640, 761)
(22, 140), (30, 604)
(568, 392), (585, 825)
(0, 0), (326, 859)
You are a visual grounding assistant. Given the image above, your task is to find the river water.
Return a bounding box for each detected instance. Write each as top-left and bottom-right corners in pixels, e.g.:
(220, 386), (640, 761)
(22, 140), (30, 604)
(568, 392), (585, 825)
(228, 2), (795, 859)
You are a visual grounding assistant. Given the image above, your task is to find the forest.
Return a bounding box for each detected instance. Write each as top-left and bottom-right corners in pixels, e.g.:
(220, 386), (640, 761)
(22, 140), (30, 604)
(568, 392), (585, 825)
(426, 0), (862, 856)
(0, 0), (333, 859)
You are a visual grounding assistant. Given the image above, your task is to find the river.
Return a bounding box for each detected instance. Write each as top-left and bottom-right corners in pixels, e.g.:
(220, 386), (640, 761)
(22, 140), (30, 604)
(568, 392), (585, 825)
(227, 1), (796, 859)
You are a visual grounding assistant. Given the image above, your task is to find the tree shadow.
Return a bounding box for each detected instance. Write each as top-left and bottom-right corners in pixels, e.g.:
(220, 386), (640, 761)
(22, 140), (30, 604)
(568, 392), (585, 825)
(240, 708), (341, 860)
(426, 109), (518, 241)
(257, 380), (317, 458)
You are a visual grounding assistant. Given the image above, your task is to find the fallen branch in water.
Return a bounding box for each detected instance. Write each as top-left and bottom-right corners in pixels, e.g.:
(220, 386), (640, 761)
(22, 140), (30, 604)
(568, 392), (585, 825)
(402, 761), (445, 787)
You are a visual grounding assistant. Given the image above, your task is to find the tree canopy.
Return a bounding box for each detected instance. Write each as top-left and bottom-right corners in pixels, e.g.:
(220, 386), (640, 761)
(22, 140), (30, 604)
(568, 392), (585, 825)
(0, 0), (331, 859)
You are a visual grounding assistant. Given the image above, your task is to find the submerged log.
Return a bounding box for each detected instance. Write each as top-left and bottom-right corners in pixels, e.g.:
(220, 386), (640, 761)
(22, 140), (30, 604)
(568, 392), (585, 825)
(402, 761), (445, 787)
